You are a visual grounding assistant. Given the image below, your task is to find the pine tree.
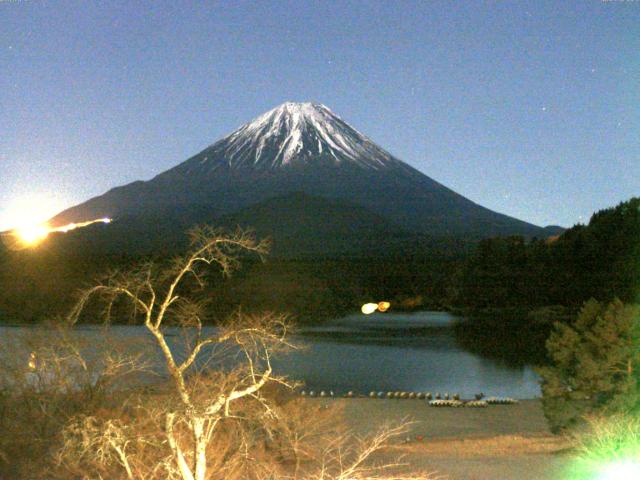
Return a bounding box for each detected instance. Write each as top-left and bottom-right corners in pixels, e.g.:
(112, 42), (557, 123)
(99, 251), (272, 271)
(537, 299), (640, 432)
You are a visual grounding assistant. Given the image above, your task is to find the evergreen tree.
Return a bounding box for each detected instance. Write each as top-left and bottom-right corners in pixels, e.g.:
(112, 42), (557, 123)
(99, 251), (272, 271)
(538, 299), (640, 432)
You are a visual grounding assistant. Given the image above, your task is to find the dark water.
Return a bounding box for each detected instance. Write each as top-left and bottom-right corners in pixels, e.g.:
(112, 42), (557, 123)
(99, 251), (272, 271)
(282, 311), (540, 398)
(0, 311), (541, 398)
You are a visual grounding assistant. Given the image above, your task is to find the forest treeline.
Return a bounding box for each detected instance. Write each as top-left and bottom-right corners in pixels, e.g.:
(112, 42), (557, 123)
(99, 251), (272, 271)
(450, 197), (640, 312)
(0, 197), (638, 325)
(0, 235), (464, 324)
(447, 197), (640, 365)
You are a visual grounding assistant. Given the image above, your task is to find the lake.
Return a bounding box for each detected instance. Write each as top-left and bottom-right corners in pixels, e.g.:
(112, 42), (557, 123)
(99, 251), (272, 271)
(0, 311), (541, 398)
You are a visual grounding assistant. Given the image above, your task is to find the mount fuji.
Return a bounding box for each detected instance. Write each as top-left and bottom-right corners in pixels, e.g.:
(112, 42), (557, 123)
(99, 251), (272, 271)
(51, 102), (558, 253)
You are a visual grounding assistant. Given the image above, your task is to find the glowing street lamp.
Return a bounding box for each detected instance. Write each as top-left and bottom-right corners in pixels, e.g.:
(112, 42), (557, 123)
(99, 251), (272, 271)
(361, 301), (391, 314)
(378, 301), (391, 312)
(361, 303), (378, 315)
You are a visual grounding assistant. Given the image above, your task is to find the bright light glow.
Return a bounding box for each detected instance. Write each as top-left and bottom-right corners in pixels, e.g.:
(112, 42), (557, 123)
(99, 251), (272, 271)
(0, 196), (113, 249)
(27, 352), (37, 371)
(4, 216), (113, 249)
(361, 302), (392, 314)
(56, 222), (77, 233)
(0, 194), (65, 232)
(15, 223), (50, 245)
(378, 301), (391, 312)
(596, 460), (640, 480)
(361, 303), (379, 315)
(52, 217), (112, 234)
(1, 194), (60, 247)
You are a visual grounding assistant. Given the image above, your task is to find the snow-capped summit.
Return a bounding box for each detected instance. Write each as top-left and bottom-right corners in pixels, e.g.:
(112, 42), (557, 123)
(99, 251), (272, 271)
(183, 102), (403, 171)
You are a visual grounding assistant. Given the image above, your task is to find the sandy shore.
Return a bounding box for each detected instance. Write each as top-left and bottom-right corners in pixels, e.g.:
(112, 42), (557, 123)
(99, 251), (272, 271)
(303, 397), (572, 480)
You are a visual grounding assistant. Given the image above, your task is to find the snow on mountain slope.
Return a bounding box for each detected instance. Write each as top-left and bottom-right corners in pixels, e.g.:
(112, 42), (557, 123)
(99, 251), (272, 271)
(178, 102), (408, 172)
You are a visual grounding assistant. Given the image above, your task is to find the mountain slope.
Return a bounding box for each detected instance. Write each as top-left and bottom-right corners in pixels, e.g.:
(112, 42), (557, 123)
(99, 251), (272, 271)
(51, 102), (551, 241)
(218, 192), (409, 257)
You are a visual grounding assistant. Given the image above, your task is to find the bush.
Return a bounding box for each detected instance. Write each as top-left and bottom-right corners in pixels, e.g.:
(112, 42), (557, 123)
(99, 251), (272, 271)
(537, 299), (640, 433)
(0, 325), (144, 479)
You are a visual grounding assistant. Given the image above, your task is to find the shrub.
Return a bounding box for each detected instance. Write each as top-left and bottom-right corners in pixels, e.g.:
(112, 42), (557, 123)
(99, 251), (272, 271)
(537, 299), (640, 433)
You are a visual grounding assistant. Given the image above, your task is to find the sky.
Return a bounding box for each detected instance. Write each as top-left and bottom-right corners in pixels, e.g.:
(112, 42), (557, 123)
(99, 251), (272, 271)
(1, 0), (638, 231)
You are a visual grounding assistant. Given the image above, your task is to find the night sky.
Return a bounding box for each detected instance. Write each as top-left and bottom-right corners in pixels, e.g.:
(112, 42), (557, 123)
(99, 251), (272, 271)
(1, 0), (638, 231)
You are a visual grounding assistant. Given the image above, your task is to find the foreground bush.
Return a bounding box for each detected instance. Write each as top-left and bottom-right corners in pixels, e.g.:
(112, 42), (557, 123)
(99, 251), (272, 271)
(538, 299), (640, 433)
(1, 343), (431, 479)
(0, 325), (145, 479)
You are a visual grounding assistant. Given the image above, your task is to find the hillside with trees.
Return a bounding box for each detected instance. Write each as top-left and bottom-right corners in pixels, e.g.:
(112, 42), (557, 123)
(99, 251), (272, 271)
(450, 197), (640, 312)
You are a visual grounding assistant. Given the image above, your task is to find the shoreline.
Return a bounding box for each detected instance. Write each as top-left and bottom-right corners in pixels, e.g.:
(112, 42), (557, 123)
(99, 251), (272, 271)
(306, 398), (551, 439)
(303, 397), (571, 479)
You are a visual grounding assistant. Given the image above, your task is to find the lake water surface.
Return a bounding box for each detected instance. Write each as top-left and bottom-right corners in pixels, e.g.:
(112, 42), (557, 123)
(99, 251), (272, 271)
(0, 311), (541, 398)
(288, 311), (541, 398)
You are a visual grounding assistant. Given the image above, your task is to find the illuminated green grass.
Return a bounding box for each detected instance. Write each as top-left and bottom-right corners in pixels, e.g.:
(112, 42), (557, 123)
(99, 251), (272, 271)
(566, 415), (640, 479)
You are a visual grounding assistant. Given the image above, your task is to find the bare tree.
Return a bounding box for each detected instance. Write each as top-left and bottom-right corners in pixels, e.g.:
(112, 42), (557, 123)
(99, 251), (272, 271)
(66, 226), (300, 480)
(60, 226), (437, 480)
(307, 422), (436, 480)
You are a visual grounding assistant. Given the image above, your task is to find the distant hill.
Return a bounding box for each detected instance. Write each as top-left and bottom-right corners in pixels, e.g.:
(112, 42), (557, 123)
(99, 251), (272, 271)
(541, 225), (566, 237)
